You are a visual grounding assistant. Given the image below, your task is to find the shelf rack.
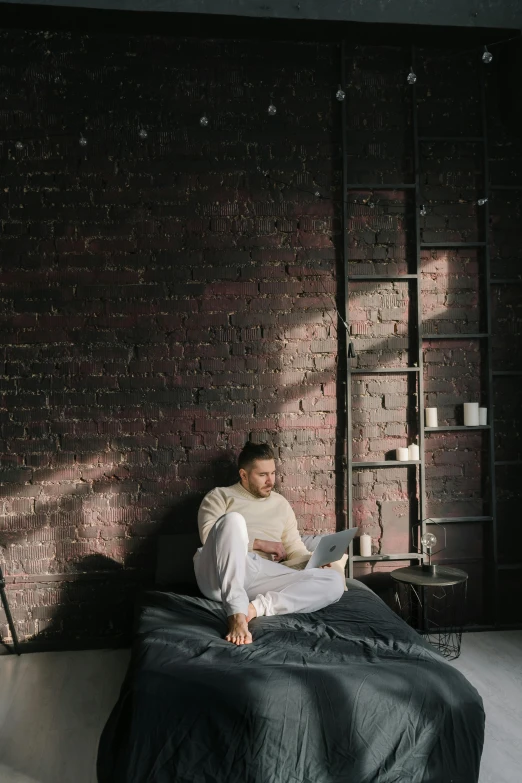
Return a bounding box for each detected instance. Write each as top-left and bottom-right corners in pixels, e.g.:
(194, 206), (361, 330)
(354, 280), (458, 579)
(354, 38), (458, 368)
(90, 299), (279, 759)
(425, 426), (490, 432)
(340, 44), (515, 626)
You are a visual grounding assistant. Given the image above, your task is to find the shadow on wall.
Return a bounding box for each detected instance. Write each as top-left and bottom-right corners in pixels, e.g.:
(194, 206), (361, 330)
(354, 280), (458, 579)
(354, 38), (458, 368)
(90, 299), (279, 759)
(0, 456), (241, 649)
(0, 270), (431, 650)
(1, 251), (488, 648)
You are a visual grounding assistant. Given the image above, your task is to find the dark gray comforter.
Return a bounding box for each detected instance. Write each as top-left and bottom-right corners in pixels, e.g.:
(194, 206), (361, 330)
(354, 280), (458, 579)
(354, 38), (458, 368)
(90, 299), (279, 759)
(97, 584), (484, 783)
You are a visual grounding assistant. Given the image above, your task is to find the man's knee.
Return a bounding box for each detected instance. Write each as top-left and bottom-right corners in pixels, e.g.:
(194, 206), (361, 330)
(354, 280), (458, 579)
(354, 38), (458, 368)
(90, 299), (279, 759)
(218, 511), (246, 527)
(323, 569), (345, 603)
(215, 512), (248, 541)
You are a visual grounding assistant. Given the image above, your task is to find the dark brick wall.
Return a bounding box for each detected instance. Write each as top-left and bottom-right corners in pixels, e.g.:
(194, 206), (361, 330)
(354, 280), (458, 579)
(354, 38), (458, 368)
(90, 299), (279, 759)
(0, 29), (343, 644)
(0, 26), (521, 644)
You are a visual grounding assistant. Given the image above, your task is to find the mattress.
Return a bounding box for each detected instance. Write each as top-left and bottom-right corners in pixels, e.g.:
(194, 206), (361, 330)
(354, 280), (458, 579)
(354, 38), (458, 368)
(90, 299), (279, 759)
(97, 582), (484, 783)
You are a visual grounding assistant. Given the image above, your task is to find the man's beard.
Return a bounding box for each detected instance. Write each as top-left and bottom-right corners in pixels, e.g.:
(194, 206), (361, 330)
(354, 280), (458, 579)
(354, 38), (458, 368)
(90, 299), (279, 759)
(247, 480), (272, 498)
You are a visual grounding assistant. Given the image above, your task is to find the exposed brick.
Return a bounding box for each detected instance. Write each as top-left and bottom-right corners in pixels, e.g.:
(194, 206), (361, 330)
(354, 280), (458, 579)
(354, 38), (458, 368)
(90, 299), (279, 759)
(0, 31), (517, 644)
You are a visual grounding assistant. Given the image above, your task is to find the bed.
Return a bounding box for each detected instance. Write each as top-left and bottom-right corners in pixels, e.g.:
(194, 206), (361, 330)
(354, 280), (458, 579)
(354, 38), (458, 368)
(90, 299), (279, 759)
(97, 577), (484, 783)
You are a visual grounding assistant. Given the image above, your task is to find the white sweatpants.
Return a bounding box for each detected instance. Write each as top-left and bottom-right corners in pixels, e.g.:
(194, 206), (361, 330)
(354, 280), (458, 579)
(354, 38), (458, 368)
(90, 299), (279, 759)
(193, 512), (345, 618)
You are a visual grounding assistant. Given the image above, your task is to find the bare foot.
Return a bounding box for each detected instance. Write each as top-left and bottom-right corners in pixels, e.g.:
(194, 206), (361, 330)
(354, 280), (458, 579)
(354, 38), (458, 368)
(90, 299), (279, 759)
(225, 613), (252, 646)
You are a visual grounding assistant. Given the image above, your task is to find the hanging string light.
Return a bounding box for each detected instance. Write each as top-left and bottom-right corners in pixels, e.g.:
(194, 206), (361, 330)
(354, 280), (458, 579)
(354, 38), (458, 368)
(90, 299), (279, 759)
(482, 46), (493, 64)
(420, 204), (427, 216)
(4, 30), (520, 192)
(477, 197), (488, 206)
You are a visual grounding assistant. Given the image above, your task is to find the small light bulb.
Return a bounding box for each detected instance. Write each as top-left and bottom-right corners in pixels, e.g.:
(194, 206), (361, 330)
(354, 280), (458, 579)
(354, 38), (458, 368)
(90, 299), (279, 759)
(200, 115), (209, 127)
(79, 135), (87, 147)
(315, 191), (320, 197)
(421, 532), (437, 551)
(336, 85), (345, 101)
(15, 141), (24, 150)
(482, 46), (493, 64)
(407, 68), (417, 85)
(477, 197), (488, 206)
(138, 128), (148, 139)
(268, 103), (277, 116)
(420, 204), (427, 216)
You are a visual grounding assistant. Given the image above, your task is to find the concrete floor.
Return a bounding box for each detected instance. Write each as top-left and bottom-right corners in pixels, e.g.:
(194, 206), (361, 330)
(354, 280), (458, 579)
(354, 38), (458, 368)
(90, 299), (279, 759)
(0, 631), (520, 783)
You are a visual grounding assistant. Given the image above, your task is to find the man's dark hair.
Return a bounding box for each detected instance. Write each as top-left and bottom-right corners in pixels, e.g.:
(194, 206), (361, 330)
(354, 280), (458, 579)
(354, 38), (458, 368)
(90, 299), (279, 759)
(238, 441), (275, 472)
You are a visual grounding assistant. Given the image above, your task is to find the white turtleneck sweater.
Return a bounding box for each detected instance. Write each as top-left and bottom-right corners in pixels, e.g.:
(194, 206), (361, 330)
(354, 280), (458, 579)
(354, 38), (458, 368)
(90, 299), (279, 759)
(197, 482), (311, 564)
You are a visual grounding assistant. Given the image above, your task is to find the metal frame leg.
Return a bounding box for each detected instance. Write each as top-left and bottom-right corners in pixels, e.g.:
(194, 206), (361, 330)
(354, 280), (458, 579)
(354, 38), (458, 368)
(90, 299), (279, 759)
(0, 567), (21, 656)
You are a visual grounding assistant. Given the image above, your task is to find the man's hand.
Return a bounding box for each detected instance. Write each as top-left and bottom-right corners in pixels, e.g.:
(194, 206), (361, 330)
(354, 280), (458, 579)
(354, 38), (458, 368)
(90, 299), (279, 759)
(320, 563), (332, 568)
(253, 539), (287, 562)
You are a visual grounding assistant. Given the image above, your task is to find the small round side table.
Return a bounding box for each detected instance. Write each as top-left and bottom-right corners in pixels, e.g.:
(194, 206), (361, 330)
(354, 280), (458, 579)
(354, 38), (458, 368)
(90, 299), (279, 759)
(391, 565), (468, 660)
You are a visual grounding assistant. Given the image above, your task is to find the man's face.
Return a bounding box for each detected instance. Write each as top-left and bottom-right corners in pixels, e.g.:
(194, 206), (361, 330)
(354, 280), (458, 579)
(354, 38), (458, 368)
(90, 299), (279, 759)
(240, 459), (276, 498)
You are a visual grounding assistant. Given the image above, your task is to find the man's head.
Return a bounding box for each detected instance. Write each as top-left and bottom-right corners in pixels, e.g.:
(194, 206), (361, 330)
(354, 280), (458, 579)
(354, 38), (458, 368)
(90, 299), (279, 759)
(238, 441), (276, 498)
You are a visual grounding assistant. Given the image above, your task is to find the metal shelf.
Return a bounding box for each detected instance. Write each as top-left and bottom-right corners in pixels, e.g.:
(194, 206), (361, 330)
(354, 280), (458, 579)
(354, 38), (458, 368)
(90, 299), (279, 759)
(350, 367), (420, 374)
(352, 553), (423, 562)
(346, 183), (415, 189)
(498, 563), (522, 571)
(352, 460), (421, 467)
(425, 425), (490, 431)
(426, 517), (493, 524)
(495, 460), (522, 466)
(490, 279), (522, 284)
(421, 242), (486, 248)
(419, 136), (484, 142)
(421, 333), (489, 339)
(493, 371), (522, 376)
(489, 184), (522, 190)
(348, 274), (418, 281)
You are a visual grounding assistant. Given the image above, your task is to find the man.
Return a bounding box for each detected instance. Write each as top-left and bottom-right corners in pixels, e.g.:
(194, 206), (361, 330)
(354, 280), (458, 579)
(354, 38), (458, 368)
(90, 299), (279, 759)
(194, 441), (345, 646)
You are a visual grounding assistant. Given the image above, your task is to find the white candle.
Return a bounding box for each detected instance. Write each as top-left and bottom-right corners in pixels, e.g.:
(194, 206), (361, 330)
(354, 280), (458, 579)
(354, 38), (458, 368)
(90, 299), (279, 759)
(464, 402), (479, 426)
(408, 443), (420, 461)
(479, 407), (487, 425)
(359, 533), (372, 558)
(396, 447), (409, 461)
(425, 408), (438, 428)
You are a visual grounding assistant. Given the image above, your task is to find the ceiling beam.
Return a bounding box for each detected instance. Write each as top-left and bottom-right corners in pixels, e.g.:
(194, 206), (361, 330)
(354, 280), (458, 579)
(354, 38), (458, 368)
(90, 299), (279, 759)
(1, 0), (522, 30)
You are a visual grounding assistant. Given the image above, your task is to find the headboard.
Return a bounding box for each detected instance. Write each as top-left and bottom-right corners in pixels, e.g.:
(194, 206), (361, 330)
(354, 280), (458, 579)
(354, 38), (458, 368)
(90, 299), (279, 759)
(155, 533), (201, 591)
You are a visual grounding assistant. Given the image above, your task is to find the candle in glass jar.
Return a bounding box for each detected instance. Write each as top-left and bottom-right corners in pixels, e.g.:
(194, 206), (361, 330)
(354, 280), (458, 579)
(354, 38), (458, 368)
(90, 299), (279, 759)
(425, 408), (438, 428)
(359, 533), (372, 558)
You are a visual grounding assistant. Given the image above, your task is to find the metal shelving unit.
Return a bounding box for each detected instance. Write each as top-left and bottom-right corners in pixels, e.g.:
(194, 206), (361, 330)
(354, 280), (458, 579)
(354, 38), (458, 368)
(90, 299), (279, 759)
(341, 44), (512, 626)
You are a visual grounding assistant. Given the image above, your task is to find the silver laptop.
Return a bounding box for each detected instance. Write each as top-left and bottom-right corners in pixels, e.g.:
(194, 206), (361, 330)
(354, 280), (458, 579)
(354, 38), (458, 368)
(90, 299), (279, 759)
(292, 528), (358, 570)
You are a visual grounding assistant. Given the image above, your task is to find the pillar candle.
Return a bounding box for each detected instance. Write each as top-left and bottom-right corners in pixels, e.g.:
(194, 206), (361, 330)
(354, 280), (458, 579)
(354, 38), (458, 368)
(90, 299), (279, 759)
(479, 407), (487, 425)
(359, 533), (372, 558)
(408, 443), (420, 461)
(396, 447), (409, 461)
(425, 408), (438, 428)
(464, 402), (479, 426)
